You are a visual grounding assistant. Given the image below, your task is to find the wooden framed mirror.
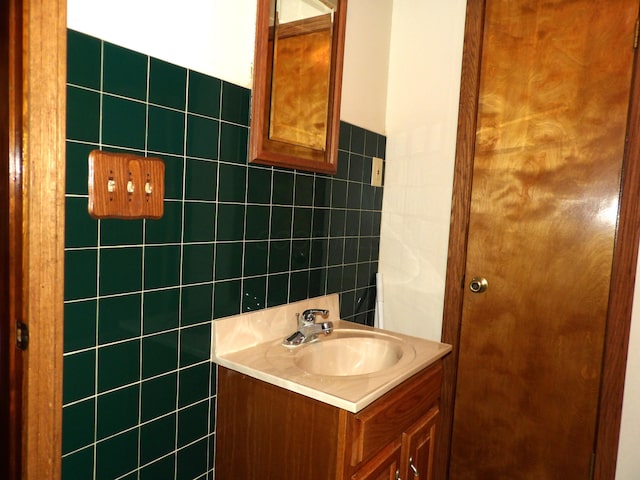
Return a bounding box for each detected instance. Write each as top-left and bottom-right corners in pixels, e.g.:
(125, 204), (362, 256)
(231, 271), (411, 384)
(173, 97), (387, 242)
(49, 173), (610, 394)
(249, 0), (347, 174)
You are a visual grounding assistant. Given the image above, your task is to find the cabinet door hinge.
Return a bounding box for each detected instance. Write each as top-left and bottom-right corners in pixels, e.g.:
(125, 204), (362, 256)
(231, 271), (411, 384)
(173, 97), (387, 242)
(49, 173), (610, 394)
(16, 321), (29, 350)
(634, 18), (639, 49)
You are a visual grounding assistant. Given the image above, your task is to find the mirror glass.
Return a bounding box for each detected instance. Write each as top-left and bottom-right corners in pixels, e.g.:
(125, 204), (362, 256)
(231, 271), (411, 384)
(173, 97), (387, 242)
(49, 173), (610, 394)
(249, 0), (346, 174)
(269, 0), (335, 150)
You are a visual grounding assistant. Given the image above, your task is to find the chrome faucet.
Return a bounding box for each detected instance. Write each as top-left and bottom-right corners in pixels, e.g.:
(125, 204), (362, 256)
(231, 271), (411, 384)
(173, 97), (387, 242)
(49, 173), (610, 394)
(282, 309), (333, 346)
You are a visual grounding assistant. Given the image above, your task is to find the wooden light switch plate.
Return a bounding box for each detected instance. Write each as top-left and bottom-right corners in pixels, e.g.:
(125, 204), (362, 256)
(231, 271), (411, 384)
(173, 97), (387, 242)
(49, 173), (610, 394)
(88, 150), (165, 219)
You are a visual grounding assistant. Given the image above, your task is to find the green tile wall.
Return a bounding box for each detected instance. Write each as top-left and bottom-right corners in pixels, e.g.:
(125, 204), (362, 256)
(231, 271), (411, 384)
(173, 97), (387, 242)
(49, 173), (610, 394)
(64, 29), (386, 480)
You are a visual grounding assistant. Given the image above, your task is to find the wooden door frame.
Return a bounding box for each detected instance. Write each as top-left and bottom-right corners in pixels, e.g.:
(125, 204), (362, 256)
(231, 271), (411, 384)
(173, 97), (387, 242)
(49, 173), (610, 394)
(8, 0), (66, 478)
(2, 0), (16, 475)
(437, 1), (640, 479)
(3, 0), (24, 476)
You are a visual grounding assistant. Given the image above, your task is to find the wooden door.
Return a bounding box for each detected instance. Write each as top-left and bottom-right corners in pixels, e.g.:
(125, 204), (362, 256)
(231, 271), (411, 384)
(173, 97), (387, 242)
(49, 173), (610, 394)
(449, 1), (639, 479)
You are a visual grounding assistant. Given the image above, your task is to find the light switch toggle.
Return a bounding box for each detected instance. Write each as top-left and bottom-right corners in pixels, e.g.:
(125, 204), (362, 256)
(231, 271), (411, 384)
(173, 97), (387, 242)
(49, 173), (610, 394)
(107, 178), (116, 193)
(127, 180), (135, 193)
(145, 181), (153, 195)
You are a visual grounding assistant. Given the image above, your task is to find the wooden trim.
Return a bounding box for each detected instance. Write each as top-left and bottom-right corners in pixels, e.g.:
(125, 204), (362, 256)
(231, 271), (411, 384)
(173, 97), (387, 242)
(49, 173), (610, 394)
(439, 1), (640, 479)
(274, 13), (333, 39)
(20, 0), (66, 478)
(1, 2), (9, 473)
(594, 8), (640, 476)
(436, 1), (485, 478)
(6, 0), (25, 477)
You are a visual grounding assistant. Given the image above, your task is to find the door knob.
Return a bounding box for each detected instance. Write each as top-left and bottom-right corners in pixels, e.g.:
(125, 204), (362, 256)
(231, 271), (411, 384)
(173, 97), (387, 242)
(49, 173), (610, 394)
(469, 277), (488, 293)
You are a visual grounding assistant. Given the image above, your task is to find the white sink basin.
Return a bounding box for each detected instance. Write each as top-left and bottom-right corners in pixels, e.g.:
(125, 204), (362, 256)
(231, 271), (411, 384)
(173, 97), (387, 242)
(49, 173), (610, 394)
(292, 329), (408, 376)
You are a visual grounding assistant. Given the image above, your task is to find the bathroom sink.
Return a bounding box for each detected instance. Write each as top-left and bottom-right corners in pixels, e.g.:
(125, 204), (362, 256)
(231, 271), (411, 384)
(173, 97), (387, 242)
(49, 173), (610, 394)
(213, 297), (451, 412)
(292, 329), (408, 376)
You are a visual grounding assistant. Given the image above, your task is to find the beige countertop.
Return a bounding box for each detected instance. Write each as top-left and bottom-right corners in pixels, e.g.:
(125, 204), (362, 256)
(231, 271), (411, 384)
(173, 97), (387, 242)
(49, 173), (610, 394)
(211, 294), (452, 413)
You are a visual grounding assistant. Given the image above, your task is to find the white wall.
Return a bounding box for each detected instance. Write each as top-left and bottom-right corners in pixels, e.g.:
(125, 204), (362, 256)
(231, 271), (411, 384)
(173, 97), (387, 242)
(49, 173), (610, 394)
(617, 258), (640, 477)
(67, 0), (390, 133)
(378, 0), (467, 341)
(340, 0), (392, 135)
(67, 0), (257, 88)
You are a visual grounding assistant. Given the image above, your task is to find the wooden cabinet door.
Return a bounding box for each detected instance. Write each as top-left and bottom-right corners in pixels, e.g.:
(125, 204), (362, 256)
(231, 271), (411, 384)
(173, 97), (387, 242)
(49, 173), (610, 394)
(216, 367), (342, 480)
(401, 408), (438, 480)
(450, 0), (639, 479)
(352, 442), (402, 480)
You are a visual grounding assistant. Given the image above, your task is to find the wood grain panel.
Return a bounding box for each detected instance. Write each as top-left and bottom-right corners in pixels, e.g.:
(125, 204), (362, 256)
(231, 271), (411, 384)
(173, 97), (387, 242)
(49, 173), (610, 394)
(437, 1), (486, 478)
(401, 408), (438, 480)
(595, 12), (640, 477)
(88, 150), (165, 219)
(449, 0), (638, 478)
(350, 441), (401, 480)
(20, 0), (66, 478)
(216, 367), (342, 480)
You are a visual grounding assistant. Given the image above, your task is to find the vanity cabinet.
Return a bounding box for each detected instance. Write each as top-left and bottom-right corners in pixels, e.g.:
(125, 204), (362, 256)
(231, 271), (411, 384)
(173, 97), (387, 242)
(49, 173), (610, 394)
(216, 361), (442, 480)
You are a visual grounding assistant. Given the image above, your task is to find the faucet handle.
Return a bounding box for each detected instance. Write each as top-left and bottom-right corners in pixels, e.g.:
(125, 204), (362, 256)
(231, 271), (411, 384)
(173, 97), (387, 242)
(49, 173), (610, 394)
(302, 309), (329, 324)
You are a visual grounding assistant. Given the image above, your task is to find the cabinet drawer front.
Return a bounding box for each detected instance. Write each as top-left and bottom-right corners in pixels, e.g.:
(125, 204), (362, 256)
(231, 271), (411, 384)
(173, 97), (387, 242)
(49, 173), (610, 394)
(351, 441), (402, 480)
(350, 364), (442, 466)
